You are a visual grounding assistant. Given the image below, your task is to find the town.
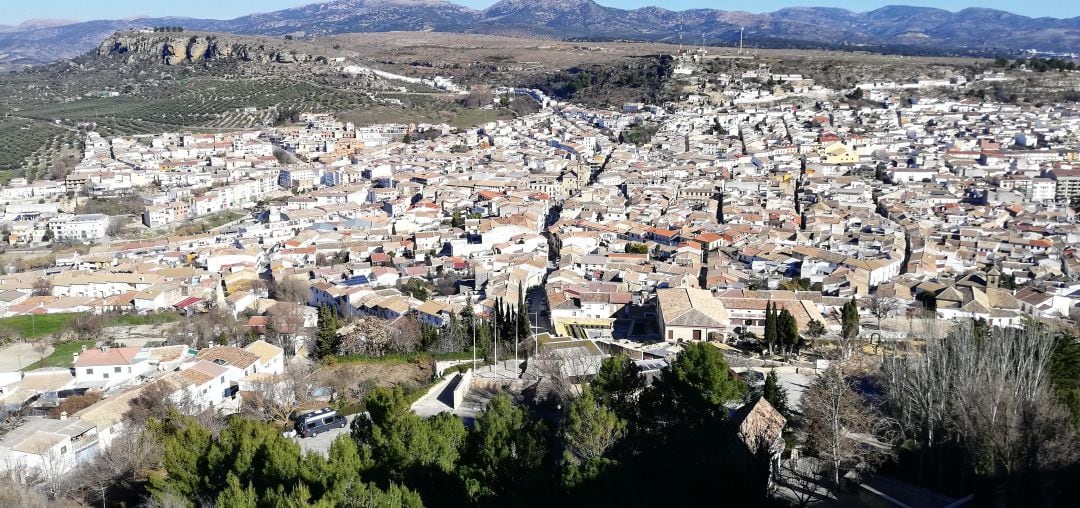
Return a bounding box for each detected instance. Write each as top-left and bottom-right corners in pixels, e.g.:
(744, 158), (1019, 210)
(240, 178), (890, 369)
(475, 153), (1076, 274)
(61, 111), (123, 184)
(0, 48), (1079, 507)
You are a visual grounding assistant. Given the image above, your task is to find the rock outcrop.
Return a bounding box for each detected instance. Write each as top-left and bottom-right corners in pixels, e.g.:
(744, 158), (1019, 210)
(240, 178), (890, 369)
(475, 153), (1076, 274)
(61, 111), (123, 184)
(96, 32), (324, 67)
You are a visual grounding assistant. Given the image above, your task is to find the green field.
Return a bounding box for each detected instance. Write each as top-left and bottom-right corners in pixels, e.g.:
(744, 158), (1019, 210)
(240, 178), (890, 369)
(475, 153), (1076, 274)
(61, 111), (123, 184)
(0, 313), (82, 339)
(21, 340), (96, 371)
(107, 311), (182, 327)
(0, 311), (183, 339)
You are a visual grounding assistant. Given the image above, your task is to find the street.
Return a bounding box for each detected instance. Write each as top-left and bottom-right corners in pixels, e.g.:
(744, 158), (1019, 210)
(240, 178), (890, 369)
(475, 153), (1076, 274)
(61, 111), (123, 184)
(291, 414), (356, 456)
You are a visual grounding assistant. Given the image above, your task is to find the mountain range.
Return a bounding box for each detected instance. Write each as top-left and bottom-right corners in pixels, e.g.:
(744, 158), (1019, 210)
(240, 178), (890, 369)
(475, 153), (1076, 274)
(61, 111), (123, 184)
(1, 0), (1077, 66)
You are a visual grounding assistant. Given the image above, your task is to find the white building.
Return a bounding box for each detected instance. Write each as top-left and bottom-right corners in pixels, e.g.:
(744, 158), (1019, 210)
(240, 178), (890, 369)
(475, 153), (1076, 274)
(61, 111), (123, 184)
(47, 214), (110, 241)
(72, 346), (152, 388)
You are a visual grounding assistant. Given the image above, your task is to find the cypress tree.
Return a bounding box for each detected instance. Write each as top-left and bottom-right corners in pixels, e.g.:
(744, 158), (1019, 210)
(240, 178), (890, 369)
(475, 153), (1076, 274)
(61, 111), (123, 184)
(778, 307), (799, 357)
(763, 302), (777, 355)
(314, 305), (340, 359)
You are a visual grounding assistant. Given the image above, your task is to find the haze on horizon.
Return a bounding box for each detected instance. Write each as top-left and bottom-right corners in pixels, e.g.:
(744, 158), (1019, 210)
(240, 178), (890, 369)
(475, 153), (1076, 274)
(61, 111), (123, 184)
(2, 0), (1077, 27)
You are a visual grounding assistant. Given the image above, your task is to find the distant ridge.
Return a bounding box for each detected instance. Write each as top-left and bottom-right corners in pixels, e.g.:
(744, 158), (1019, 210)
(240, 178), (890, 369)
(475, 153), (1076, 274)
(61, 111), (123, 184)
(2, 0), (1078, 66)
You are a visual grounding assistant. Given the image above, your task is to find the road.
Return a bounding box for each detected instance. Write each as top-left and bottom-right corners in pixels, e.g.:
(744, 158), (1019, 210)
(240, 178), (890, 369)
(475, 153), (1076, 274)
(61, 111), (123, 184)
(291, 414), (356, 456)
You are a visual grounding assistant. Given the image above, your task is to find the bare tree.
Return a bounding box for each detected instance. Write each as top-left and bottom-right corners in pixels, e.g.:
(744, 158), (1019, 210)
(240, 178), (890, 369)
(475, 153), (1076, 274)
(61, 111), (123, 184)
(880, 320), (1078, 484)
(76, 427), (161, 507)
(0, 468), (49, 508)
(801, 366), (891, 489)
(125, 380), (197, 425)
(31, 277), (51, 297)
(530, 344), (603, 407)
(338, 316), (420, 356)
(241, 360), (319, 424)
(30, 335), (52, 362)
(26, 450), (78, 501)
(779, 457), (829, 508)
(266, 302), (308, 344)
(271, 277), (311, 304)
(865, 295), (900, 333)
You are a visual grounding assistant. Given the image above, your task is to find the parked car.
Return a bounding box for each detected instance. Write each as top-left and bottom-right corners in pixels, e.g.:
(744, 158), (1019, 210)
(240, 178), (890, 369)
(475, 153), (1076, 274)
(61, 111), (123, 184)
(293, 407), (346, 438)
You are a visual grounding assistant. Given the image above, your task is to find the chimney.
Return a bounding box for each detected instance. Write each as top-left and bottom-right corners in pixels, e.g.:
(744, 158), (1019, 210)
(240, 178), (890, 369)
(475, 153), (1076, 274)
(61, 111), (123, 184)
(59, 411), (68, 421)
(208, 341), (215, 348)
(81, 345), (87, 352)
(72, 353), (79, 364)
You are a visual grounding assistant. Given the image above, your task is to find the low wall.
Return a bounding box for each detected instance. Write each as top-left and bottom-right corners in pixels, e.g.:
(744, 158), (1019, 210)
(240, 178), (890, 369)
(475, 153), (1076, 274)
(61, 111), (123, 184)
(451, 369), (473, 409)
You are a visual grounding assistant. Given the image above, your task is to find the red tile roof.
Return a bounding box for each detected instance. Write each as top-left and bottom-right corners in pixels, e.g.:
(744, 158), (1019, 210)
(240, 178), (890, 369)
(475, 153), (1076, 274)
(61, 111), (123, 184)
(74, 347), (143, 367)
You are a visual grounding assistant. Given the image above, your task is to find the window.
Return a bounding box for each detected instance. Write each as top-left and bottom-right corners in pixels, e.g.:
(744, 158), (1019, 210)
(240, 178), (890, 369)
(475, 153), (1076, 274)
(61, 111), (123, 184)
(103, 373), (109, 379)
(114, 367), (122, 373)
(86, 368), (93, 375)
(60, 446), (67, 454)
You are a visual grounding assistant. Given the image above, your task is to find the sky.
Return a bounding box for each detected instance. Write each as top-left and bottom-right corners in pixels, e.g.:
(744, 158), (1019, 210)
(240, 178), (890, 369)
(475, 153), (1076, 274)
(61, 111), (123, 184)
(2, 0), (1076, 26)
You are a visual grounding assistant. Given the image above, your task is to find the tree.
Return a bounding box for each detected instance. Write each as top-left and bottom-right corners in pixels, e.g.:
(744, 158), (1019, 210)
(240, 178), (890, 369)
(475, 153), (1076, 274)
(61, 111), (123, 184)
(866, 295), (899, 332)
(806, 319), (826, 340)
(462, 394), (550, 502)
(32, 277), (51, 296)
(241, 361), (318, 424)
(516, 285), (531, 346)
(643, 342), (746, 436)
(880, 321), (1079, 498)
(762, 370), (789, 418)
(591, 355), (645, 421)
(352, 386), (466, 483)
(802, 366), (890, 489)
(216, 473), (257, 508)
(764, 302), (778, 355)
(400, 278), (430, 301)
(777, 307), (800, 357)
(1071, 195), (1080, 214)
(624, 243), (648, 254)
(47, 392), (102, 419)
(149, 415), (421, 507)
(314, 305), (341, 359)
(562, 387), (626, 465)
(1050, 331), (1080, 429)
(838, 298), (860, 359)
(76, 426), (161, 507)
(31, 335), (52, 362)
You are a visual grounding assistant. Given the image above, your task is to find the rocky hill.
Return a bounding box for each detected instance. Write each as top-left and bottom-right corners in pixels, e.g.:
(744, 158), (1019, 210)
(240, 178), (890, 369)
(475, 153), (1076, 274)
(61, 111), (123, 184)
(2, 0), (1079, 66)
(95, 32), (338, 67)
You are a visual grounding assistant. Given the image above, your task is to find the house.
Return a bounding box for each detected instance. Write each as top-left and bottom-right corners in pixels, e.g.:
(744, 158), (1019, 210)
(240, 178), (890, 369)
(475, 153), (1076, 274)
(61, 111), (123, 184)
(178, 360), (235, 411)
(0, 417), (100, 479)
(72, 346), (151, 388)
(729, 397), (787, 479)
(657, 287), (731, 342)
(244, 340), (286, 375)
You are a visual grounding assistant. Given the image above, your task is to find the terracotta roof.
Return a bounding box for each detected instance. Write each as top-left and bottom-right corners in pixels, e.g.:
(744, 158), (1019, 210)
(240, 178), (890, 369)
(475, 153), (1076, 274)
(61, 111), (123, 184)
(196, 346), (259, 369)
(74, 347), (144, 367)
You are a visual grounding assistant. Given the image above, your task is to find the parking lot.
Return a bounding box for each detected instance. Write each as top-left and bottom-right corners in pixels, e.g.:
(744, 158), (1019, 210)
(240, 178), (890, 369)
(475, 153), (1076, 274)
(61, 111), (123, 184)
(291, 414), (356, 456)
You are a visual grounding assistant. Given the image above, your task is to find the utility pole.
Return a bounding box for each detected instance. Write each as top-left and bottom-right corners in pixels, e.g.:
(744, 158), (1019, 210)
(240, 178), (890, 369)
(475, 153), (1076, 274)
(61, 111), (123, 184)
(469, 292), (476, 372)
(493, 310), (498, 375)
